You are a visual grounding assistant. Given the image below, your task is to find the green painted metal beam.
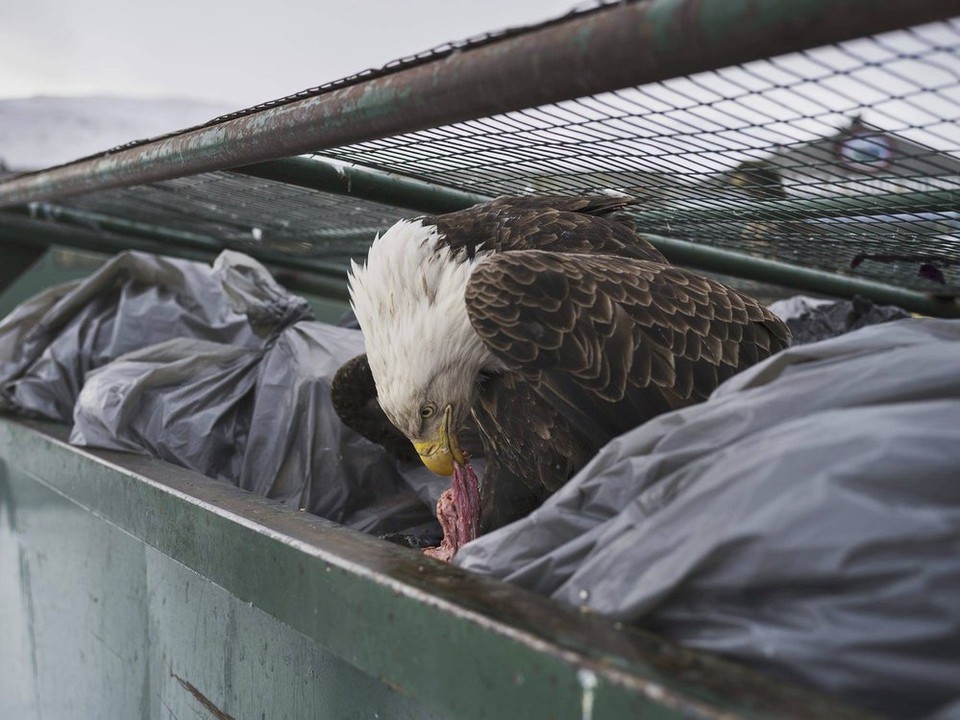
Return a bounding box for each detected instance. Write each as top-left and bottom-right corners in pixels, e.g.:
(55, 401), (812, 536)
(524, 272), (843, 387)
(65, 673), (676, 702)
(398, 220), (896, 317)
(646, 233), (960, 316)
(6, 200), (959, 315)
(0, 209), (212, 263)
(235, 159), (960, 226)
(0, 0), (955, 207)
(226, 158), (960, 317)
(0, 210), (352, 301)
(22, 202), (232, 254)
(0, 418), (873, 720)
(21, 202), (380, 248)
(632, 188), (960, 226)
(233, 156), (488, 215)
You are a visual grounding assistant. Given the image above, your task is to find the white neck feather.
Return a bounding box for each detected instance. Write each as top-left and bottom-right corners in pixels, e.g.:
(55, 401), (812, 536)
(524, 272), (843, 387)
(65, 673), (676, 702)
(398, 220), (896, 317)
(348, 219), (495, 434)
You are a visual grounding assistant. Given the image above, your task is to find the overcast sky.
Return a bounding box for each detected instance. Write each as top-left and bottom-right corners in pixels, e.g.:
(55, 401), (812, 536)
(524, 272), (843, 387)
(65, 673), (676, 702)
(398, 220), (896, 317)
(0, 0), (580, 108)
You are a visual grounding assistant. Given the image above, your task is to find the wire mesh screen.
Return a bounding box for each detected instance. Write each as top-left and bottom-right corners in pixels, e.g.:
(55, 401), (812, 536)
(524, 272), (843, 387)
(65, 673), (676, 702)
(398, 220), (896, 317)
(30, 14), (960, 301)
(319, 17), (960, 295)
(34, 172), (412, 267)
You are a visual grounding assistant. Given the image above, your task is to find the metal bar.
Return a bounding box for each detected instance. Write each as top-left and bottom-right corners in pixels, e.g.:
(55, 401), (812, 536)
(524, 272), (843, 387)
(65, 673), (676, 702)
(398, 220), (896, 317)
(0, 211), (211, 263)
(0, 418), (873, 720)
(0, 0), (955, 208)
(0, 211), (353, 301)
(21, 202), (380, 247)
(632, 188), (960, 227)
(8, 206), (955, 315)
(233, 156), (488, 214)
(238, 157), (960, 227)
(0, 208), (355, 277)
(22, 203), (229, 253)
(646, 232), (960, 316)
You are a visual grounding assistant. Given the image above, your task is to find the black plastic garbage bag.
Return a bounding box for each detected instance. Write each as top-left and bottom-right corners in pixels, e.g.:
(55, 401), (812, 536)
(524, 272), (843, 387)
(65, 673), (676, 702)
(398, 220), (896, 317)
(0, 250), (311, 421)
(769, 294), (910, 345)
(458, 318), (960, 718)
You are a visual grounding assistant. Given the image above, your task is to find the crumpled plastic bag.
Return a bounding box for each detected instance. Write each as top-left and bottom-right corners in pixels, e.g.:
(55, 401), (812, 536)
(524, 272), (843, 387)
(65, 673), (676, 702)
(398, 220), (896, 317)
(0, 249), (438, 537)
(70, 338), (261, 482)
(458, 318), (960, 719)
(0, 249), (310, 420)
(769, 294), (911, 345)
(70, 322), (438, 535)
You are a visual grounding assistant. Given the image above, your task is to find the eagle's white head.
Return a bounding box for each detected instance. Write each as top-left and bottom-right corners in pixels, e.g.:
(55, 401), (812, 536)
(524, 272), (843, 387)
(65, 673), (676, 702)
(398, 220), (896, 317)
(348, 218), (496, 475)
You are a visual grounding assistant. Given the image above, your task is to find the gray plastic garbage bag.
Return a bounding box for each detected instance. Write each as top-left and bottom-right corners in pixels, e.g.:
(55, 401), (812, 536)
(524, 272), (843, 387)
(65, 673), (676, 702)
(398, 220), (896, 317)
(458, 318), (960, 718)
(234, 322), (437, 531)
(70, 320), (439, 536)
(0, 250), (311, 421)
(0, 248), (437, 536)
(70, 338), (260, 481)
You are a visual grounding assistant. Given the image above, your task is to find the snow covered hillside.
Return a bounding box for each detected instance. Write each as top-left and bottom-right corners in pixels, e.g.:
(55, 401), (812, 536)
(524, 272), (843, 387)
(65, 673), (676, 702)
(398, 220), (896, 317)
(0, 96), (232, 171)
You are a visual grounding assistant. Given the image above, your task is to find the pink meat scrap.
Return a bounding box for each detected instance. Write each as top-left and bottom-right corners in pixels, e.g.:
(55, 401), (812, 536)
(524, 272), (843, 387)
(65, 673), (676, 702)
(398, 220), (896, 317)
(423, 460), (481, 562)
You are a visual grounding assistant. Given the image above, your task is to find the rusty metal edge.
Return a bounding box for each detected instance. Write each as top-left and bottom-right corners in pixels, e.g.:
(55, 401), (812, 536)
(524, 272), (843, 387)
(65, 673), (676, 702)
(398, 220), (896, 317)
(0, 0), (957, 208)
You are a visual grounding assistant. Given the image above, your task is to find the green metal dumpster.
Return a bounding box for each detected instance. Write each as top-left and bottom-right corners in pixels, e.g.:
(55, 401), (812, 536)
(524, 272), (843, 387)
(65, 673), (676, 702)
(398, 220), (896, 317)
(1, 1), (958, 717)
(1, 419), (877, 719)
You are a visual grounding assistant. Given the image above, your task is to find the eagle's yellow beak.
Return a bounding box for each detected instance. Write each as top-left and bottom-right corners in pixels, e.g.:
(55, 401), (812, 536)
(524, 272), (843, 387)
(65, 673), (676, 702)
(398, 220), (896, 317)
(412, 406), (464, 476)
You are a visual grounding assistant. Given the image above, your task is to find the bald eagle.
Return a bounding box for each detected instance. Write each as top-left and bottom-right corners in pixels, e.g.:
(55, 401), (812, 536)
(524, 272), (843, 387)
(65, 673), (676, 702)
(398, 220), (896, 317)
(336, 195), (790, 560)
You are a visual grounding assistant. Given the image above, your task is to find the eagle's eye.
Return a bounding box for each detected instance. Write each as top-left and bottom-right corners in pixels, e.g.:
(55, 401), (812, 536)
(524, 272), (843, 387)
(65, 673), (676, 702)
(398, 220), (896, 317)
(419, 403), (437, 419)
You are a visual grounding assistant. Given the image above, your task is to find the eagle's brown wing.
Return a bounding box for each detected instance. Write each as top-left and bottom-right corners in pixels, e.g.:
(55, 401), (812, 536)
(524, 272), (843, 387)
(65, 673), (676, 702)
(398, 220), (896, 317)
(465, 251), (790, 448)
(484, 194), (634, 216)
(472, 371), (597, 533)
(425, 195), (666, 264)
(331, 354), (420, 462)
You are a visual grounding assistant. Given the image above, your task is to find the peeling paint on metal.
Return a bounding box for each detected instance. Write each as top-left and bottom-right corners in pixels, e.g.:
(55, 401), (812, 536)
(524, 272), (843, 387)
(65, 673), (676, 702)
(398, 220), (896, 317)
(578, 668), (598, 720)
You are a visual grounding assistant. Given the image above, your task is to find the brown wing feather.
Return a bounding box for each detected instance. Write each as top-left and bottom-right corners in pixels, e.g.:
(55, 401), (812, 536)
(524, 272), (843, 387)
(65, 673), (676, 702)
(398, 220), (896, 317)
(331, 354), (420, 462)
(471, 372), (595, 533)
(465, 251), (790, 447)
(423, 195), (666, 264)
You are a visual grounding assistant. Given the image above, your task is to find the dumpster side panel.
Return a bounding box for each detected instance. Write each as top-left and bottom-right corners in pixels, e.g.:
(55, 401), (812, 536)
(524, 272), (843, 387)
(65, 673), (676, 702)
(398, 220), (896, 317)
(0, 460), (149, 720)
(0, 417), (876, 720)
(0, 452), (441, 720)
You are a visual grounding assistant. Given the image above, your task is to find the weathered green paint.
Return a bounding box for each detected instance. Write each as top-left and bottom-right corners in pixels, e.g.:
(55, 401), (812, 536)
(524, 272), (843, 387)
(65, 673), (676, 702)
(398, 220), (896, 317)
(233, 156), (488, 215)
(632, 188), (960, 226)
(0, 0), (955, 207)
(0, 210), (354, 301)
(0, 419), (874, 719)
(647, 232), (960, 316)
(0, 459), (442, 720)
